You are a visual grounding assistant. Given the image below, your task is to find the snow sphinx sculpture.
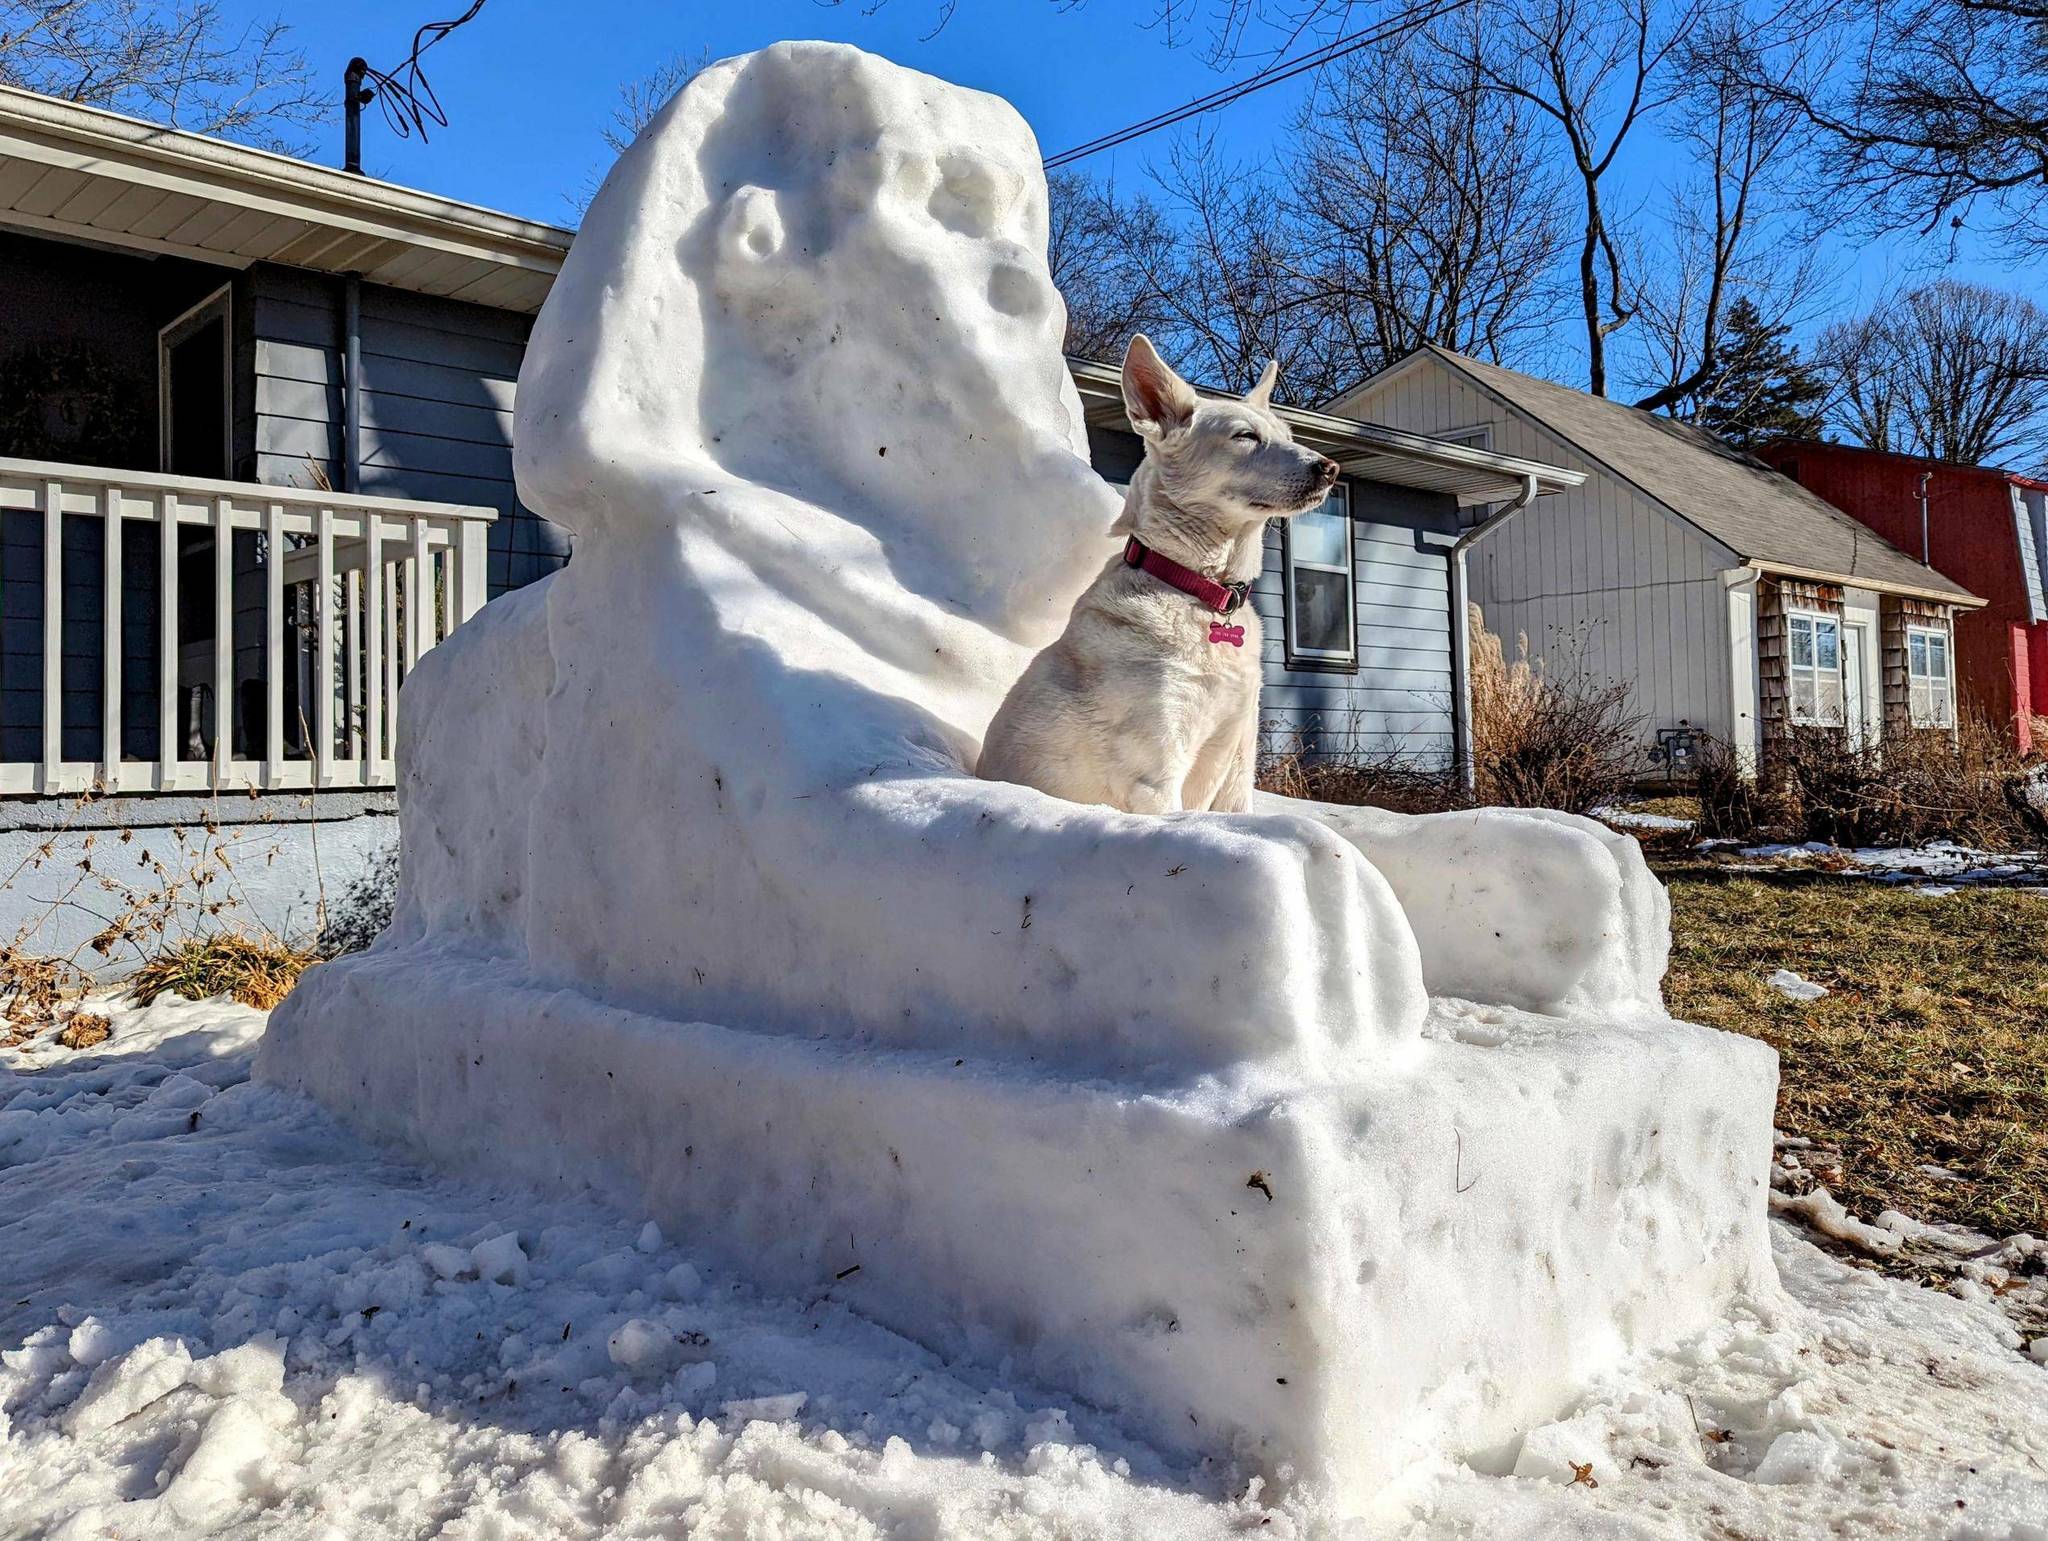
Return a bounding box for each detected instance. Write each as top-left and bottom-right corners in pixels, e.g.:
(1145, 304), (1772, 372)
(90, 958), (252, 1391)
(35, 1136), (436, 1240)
(261, 42), (1775, 1517)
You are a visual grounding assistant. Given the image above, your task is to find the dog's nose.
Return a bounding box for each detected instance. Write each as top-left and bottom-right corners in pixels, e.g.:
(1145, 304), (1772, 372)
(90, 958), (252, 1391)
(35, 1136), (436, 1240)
(1317, 456), (1339, 483)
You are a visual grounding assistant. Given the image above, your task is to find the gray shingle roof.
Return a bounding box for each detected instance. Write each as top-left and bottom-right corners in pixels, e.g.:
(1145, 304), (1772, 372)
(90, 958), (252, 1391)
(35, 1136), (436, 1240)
(1403, 346), (1980, 603)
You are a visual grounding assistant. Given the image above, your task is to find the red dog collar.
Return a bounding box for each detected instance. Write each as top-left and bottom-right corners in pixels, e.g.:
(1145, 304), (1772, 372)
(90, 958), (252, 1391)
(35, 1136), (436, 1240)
(1122, 536), (1250, 615)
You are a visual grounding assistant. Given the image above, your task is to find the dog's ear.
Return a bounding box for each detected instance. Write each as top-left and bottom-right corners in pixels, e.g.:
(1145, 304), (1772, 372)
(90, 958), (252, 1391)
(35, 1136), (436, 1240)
(1122, 334), (1198, 439)
(1243, 358), (1279, 411)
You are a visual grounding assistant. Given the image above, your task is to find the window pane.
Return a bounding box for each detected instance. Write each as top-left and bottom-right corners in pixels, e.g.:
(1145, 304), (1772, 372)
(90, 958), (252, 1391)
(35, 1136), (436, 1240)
(1930, 633), (1948, 678)
(1291, 566), (1352, 656)
(1291, 507), (1349, 569)
(1791, 674), (1817, 721)
(1909, 632), (1927, 677)
(1814, 619), (1839, 670)
(1790, 617), (1813, 667)
(1816, 676), (1843, 724)
(1910, 680), (1932, 726)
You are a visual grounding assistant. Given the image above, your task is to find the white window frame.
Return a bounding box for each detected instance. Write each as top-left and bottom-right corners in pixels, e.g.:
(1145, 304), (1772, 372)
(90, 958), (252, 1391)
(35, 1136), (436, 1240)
(1906, 623), (1954, 728)
(1785, 609), (1844, 726)
(1436, 424), (1493, 451)
(157, 283), (233, 476)
(1281, 483), (1355, 669)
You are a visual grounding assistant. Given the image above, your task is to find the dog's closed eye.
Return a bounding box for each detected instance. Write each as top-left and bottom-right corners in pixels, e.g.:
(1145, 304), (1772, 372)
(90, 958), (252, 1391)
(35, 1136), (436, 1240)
(1231, 428), (1262, 445)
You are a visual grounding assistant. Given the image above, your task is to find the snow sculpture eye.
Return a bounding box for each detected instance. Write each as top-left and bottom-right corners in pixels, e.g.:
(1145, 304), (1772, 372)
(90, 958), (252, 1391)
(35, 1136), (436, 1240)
(928, 152), (1006, 237)
(720, 185), (784, 265)
(986, 262), (1047, 321)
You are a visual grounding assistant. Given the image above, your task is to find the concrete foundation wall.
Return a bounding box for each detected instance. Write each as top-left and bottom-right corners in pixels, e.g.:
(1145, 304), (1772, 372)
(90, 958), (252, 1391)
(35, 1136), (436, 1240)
(0, 793), (396, 977)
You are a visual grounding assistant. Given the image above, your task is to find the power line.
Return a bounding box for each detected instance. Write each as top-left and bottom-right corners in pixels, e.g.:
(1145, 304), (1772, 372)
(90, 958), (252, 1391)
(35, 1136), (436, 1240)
(1042, 0), (1476, 170)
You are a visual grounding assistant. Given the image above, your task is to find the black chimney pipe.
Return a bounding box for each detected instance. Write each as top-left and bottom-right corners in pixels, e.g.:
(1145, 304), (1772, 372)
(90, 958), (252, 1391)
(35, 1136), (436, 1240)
(344, 58), (371, 174)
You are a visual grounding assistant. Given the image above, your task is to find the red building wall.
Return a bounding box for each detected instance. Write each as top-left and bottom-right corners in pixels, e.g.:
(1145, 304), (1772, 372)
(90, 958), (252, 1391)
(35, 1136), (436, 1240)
(1760, 443), (2036, 752)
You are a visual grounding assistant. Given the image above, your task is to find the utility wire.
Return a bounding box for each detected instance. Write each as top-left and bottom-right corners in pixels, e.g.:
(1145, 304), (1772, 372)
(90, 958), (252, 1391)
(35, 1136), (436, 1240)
(1042, 0), (1475, 169)
(359, 0), (490, 145)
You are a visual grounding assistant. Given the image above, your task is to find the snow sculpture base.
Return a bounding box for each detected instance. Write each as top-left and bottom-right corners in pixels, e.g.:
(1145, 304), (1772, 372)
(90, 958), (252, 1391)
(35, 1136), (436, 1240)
(265, 952), (1774, 1513)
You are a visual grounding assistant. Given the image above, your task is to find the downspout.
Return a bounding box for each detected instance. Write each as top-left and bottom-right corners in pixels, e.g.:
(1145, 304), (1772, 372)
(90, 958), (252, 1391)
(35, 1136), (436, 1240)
(341, 273), (362, 495)
(1919, 470), (1932, 565)
(1451, 472), (1542, 792)
(341, 58), (371, 496)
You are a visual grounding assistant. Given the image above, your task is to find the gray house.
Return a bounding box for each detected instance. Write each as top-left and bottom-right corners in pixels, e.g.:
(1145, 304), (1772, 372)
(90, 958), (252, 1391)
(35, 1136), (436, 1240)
(0, 87), (1576, 959)
(1336, 346), (1983, 774)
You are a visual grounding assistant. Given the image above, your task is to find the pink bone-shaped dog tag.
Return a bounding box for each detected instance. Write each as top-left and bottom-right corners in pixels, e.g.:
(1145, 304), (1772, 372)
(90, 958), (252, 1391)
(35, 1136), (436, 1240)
(1208, 622), (1246, 647)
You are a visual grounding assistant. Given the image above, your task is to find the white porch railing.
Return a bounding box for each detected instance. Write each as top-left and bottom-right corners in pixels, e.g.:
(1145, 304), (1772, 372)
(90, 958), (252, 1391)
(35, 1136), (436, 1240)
(0, 457), (495, 796)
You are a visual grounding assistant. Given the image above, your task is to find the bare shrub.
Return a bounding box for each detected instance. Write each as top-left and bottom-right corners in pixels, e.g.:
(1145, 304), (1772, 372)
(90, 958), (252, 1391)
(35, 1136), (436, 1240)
(1693, 736), (1788, 840)
(1256, 745), (1466, 813)
(1713, 709), (2046, 848)
(1468, 608), (1643, 815)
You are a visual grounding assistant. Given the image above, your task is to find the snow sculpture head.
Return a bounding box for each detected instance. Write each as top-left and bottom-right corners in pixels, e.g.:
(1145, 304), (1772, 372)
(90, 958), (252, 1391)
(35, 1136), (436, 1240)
(516, 42), (1115, 649)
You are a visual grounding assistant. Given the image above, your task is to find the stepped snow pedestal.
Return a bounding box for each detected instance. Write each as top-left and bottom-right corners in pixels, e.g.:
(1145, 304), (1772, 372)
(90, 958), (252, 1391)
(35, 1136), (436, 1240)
(258, 41), (1777, 1517)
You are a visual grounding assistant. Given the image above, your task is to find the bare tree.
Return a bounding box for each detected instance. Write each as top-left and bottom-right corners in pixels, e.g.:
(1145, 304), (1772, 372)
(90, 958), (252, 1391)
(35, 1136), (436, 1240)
(1817, 281), (2048, 464)
(1289, 29), (1572, 379)
(1045, 170), (1176, 363)
(1049, 134), (1327, 398)
(603, 49), (708, 156)
(1431, 0), (1711, 396)
(0, 0), (322, 150)
(573, 50), (709, 217)
(1774, 0), (2048, 254)
(1131, 133), (1328, 398)
(1629, 13), (1821, 411)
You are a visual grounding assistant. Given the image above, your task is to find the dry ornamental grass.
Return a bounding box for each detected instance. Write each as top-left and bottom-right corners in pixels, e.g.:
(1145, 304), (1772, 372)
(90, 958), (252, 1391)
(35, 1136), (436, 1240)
(126, 934), (322, 1012)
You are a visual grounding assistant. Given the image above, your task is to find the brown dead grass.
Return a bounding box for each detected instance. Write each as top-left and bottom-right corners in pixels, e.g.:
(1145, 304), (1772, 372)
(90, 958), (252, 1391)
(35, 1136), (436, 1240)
(127, 933), (321, 1012)
(1659, 858), (2048, 1237)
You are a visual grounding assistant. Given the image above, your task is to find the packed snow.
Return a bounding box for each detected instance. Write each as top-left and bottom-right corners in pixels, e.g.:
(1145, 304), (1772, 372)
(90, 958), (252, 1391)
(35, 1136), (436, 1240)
(1768, 969), (1829, 1002)
(1727, 839), (2048, 893)
(255, 40), (1759, 1515)
(6, 997), (2047, 1539)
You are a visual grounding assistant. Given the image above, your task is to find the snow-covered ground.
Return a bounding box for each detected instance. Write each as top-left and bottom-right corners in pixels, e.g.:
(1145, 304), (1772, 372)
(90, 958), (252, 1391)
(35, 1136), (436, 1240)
(1729, 840), (2048, 895)
(4, 998), (2045, 1540)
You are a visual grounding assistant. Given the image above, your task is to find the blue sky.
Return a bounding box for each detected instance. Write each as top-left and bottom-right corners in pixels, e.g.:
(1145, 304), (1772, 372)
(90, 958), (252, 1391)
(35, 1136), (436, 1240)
(218, 0), (2017, 386)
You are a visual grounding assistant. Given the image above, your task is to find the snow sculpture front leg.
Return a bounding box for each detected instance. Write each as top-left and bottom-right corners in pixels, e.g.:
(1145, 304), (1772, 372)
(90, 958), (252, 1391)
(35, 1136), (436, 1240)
(1255, 792), (1670, 1015)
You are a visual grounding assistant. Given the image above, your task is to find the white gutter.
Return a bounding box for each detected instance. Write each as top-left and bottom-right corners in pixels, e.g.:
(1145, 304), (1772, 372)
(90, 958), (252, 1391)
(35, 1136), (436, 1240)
(1450, 472), (1542, 791)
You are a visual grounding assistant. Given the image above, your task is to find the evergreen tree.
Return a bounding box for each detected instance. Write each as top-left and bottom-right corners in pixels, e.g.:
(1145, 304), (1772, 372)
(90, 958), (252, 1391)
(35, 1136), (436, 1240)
(1694, 298), (1828, 449)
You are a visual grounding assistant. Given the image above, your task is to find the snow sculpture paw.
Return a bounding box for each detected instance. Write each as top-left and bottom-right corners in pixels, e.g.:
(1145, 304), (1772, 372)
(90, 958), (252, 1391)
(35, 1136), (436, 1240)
(1259, 795), (1670, 1015)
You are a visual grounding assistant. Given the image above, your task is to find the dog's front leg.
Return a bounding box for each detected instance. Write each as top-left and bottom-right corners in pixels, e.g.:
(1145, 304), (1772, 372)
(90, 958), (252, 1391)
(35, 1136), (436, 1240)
(1122, 773), (1186, 815)
(1184, 697), (1260, 813)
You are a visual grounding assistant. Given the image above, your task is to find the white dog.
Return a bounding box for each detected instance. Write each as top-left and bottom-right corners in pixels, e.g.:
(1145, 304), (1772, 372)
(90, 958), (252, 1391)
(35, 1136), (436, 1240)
(978, 335), (1339, 813)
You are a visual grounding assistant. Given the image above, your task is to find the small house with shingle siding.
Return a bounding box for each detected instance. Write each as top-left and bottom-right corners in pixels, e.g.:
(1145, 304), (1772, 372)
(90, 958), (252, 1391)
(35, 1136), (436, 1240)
(1335, 347), (1985, 773)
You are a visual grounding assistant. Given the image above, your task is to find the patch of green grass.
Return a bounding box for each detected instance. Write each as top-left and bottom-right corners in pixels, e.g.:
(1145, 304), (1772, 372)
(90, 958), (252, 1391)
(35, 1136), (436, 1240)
(1659, 859), (2048, 1237)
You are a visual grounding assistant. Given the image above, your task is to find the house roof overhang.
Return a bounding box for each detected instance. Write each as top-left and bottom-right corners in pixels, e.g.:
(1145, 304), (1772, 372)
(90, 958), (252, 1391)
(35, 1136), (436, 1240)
(1064, 358), (1583, 507)
(0, 84), (570, 312)
(1744, 559), (1988, 608)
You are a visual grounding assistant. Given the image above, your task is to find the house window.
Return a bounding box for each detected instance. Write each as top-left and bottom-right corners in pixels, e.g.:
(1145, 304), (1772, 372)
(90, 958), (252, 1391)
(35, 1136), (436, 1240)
(1907, 625), (1953, 728)
(1283, 483), (1354, 668)
(1786, 611), (1843, 725)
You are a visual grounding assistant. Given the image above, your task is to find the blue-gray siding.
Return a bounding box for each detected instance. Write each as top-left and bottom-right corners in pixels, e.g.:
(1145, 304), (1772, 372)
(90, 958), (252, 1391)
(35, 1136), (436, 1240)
(239, 265), (570, 595)
(1084, 426), (1457, 766)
